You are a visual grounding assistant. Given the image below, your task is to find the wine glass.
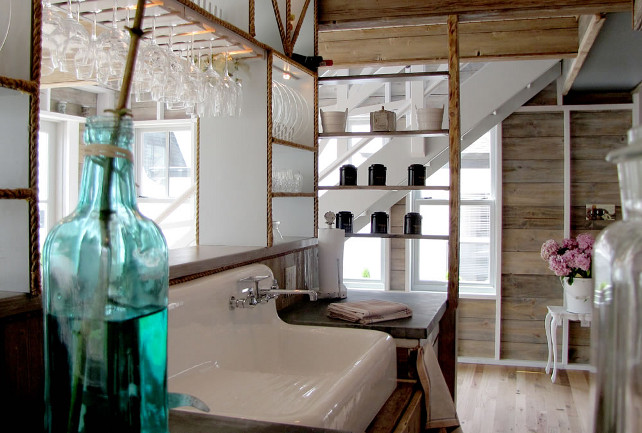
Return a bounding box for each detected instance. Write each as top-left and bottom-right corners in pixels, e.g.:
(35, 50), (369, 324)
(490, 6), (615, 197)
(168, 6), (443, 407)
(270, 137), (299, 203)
(182, 34), (206, 116)
(203, 40), (223, 117)
(135, 16), (168, 102)
(75, 8), (99, 80)
(95, 0), (129, 90)
(57, 0), (89, 74)
(220, 51), (237, 116)
(41, 0), (63, 77)
(272, 81), (284, 138)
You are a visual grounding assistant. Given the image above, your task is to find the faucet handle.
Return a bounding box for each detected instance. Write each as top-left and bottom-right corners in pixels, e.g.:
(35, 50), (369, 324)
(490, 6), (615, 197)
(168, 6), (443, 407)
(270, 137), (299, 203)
(271, 279), (279, 290)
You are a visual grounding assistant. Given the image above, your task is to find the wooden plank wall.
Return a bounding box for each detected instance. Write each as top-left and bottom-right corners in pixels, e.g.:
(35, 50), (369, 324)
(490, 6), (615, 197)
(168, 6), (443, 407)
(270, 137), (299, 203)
(497, 100), (629, 363)
(390, 198), (407, 291)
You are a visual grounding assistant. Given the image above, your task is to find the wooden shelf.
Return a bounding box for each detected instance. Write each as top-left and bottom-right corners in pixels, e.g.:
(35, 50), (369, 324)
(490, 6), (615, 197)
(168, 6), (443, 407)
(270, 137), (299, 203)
(319, 130), (448, 139)
(272, 138), (316, 152)
(345, 233), (449, 240)
(272, 192), (315, 198)
(318, 185), (449, 191)
(318, 71), (448, 86)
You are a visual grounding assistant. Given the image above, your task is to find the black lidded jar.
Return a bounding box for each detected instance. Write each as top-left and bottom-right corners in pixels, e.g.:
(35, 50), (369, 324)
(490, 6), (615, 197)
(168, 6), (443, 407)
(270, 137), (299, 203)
(368, 164), (387, 186)
(404, 212), (423, 234)
(336, 211), (353, 233)
(371, 212), (389, 234)
(339, 164), (357, 186)
(408, 164), (426, 186)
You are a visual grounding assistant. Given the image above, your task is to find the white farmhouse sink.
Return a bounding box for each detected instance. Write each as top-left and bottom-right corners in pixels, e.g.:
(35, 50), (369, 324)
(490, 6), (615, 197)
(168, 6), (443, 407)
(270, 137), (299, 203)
(168, 263), (397, 433)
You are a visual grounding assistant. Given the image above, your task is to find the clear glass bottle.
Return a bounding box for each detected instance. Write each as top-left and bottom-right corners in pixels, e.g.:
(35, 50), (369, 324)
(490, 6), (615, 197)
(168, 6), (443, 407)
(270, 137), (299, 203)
(592, 126), (642, 433)
(42, 115), (169, 433)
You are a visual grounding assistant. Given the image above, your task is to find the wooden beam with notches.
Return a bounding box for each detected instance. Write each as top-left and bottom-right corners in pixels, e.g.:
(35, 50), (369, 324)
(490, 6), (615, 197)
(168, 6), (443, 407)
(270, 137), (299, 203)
(318, 0), (630, 30)
(319, 17), (579, 67)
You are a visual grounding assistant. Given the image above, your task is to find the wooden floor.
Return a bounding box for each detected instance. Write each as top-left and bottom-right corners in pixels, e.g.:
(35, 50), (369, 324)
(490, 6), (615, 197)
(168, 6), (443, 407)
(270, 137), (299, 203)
(456, 363), (593, 433)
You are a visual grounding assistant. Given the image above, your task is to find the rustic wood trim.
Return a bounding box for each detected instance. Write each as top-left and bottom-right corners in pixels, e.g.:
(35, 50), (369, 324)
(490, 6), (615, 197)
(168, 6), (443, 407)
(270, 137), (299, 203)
(285, 0), (292, 55)
(168, 245), (315, 286)
(273, 137), (316, 151)
(318, 0), (629, 29)
(313, 68), (318, 238)
(318, 17), (579, 67)
(318, 185), (450, 191)
(0, 293), (42, 319)
(439, 14), (461, 400)
(562, 14), (606, 95)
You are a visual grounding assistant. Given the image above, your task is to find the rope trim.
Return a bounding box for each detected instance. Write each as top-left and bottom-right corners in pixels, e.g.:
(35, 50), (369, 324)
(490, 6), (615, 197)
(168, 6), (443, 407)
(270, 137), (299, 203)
(267, 54), (274, 247)
(0, 189), (35, 200)
(29, 0), (43, 296)
(195, 118), (200, 245)
(249, 0), (256, 37)
(0, 76), (38, 95)
(82, 144), (134, 162)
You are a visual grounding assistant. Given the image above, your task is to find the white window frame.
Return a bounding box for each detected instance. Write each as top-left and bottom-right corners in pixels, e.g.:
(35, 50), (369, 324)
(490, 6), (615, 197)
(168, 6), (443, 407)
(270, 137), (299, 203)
(409, 126), (501, 298)
(133, 119), (197, 202)
(342, 236), (388, 290)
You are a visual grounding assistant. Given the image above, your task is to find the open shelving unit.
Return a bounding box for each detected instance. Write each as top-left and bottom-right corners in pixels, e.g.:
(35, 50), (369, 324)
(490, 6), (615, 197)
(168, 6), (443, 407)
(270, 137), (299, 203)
(317, 16), (462, 395)
(268, 52), (318, 246)
(318, 185), (449, 191)
(319, 130), (448, 139)
(345, 233), (449, 240)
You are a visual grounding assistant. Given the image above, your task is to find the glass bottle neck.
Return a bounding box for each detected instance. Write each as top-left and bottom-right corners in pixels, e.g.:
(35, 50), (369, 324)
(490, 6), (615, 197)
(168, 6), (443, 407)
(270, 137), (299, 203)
(617, 159), (642, 221)
(76, 116), (137, 211)
(76, 153), (137, 211)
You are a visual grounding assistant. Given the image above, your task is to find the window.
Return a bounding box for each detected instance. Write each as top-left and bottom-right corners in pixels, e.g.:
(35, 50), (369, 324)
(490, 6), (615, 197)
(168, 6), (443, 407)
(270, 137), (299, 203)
(343, 229), (386, 290)
(410, 128), (500, 296)
(38, 121), (57, 250)
(135, 120), (197, 249)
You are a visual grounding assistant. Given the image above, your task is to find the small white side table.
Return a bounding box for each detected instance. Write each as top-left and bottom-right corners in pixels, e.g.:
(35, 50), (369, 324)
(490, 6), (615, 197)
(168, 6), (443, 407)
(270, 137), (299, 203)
(544, 305), (592, 382)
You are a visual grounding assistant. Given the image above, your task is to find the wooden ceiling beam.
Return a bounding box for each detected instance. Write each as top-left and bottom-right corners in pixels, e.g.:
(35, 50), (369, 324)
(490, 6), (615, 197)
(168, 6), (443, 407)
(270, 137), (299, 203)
(318, 0), (629, 30)
(561, 14), (607, 95)
(319, 17), (579, 67)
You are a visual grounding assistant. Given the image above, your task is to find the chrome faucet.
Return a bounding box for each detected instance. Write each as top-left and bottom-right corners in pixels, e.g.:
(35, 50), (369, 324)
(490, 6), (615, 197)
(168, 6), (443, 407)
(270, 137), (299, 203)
(260, 279), (318, 301)
(229, 275), (317, 309)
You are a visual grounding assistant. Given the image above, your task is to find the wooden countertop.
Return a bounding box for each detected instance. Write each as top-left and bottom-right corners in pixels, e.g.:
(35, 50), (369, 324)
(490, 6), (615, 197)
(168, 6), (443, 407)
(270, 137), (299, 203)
(169, 411), (348, 433)
(278, 289), (448, 340)
(169, 237), (317, 281)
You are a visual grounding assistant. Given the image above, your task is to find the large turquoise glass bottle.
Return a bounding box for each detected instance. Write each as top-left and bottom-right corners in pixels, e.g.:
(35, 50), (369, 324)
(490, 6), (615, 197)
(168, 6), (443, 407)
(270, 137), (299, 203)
(42, 115), (169, 433)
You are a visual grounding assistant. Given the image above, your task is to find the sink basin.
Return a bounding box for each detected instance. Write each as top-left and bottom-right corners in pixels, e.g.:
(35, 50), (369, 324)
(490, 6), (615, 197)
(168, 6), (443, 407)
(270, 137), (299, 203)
(168, 263), (397, 433)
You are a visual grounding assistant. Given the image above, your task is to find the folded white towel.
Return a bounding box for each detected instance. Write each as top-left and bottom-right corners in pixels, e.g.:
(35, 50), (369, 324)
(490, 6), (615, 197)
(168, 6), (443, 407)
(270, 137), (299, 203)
(327, 299), (412, 324)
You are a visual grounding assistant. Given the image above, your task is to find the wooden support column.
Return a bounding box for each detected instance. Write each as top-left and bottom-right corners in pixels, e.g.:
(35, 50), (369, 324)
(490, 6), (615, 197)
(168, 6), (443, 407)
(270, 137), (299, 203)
(439, 14), (461, 399)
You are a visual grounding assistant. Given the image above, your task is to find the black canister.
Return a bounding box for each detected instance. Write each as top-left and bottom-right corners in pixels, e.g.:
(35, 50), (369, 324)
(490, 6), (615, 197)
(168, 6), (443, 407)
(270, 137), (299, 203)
(408, 164), (426, 186)
(371, 212), (389, 234)
(339, 164), (357, 186)
(404, 212), (423, 234)
(336, 211), (353, 233)
(368, 164), (387, 186)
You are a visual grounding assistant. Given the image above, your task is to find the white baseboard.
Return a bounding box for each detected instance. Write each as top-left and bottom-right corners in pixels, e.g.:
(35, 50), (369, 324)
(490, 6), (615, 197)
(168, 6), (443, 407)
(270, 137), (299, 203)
(457, 356), (595, 372)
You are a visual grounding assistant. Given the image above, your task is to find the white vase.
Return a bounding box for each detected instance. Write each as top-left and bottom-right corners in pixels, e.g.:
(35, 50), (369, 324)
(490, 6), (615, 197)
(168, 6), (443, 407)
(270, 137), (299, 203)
(561, 277), (593, 314)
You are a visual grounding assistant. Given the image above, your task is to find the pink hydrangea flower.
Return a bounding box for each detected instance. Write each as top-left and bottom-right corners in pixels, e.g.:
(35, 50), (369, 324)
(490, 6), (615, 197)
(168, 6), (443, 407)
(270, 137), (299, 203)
(549, 255), (570, 276)
(541, 233), (594, 283)
(562, 238), (578, 250)
(577, 233), (594, 252)
(540, 239), (559, 261)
